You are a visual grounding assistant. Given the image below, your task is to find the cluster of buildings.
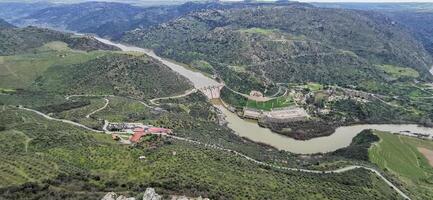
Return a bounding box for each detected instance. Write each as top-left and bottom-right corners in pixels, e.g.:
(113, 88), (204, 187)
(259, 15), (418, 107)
(107, 122), (172, 143)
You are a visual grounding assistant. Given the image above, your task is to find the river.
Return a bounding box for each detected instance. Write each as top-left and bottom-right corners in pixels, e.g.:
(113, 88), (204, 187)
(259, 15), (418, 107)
(94, 36), (433, 154)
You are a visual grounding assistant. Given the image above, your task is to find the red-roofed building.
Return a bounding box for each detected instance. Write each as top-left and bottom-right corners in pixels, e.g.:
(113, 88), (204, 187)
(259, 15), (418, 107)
(130, 132), (147, 143)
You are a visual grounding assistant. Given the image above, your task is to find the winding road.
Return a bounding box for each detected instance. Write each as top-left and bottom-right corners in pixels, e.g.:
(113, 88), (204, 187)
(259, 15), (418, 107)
(69, 36), (412, 199)
(17, 103), (411, 200)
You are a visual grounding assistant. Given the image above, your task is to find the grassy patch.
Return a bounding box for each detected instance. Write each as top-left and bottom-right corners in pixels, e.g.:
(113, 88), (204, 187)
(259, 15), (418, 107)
(377, 64), (419, 79)
(0, 49), (107, 89)
(246, 95), (294, 111)
(369, 131), (433, 199)
(238, 28), (278, 35)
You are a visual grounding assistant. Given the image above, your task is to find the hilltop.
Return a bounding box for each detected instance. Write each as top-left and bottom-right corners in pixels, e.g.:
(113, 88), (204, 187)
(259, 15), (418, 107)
(33, 53), (192, 99)
(121, 4), (433, 94)
(0, 25), (119, 55)
(0, 18), (14, 29)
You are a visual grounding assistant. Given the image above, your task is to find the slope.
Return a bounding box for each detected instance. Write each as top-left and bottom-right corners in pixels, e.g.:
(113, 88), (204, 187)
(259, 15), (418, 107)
(122, 4), (433, 93)
(32, 53), (192, 99)
(0, 25), (119, 56)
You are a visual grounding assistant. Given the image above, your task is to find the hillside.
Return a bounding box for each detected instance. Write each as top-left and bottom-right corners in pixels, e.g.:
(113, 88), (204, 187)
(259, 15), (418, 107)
(0, 2), (52, 21)
(0, 106), (400, 199)
(11, 1), (309, 39)
(0, 25), (119, 56)
(32, 53), (192, 99)
(0, 19), (14, 29)
(386, 11), (433, 56)
(122, 4), (433, 93)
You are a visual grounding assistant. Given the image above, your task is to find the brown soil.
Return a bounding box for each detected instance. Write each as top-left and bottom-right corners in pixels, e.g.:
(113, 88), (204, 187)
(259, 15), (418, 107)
(417, 147), (433, 167)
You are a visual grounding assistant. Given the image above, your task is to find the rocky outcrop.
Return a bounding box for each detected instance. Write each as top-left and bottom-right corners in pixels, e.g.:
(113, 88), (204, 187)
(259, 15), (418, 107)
(143, 188), (161, 200)
(101, 192), (136, 200)
(101, 188), (209, 200)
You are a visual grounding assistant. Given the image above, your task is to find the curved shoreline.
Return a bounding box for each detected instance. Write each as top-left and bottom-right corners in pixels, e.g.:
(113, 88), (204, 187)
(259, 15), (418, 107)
(93, 35), (433, 155)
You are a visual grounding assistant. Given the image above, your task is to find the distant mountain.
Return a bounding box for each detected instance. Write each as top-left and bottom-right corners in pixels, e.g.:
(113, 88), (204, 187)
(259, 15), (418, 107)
(11, 1), (309, 39)
(0, 26), (119, 55)
(312, 3), (433, 11)
(0, 2), (53, 21)
(0, 18), (14, 29)
(122, 3), (433, 93)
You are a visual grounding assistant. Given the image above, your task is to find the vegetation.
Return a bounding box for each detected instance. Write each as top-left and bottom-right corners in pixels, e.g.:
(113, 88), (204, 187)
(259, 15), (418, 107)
(0, 25), (118, 56)
(369, 131), (433, 199)
(332, 129), (379, 161)
(246, 95), (294, 111)
(0, 107), (403, 199)
(0, 45), (108, 89)
(122, 3), (433, 94)
(33, 53), (192, 99)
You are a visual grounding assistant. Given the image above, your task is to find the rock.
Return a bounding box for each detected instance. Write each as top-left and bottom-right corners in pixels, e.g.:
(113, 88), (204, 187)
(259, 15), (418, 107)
(143, 188), (162, 200)
(102, 192), (117, 200)
(117, 195), (136, 200)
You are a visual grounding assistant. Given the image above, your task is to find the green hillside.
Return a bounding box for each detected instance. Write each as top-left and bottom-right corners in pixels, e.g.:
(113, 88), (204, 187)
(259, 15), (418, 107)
(0, 25), (118, 56)
(0, 104), (401, 199)
(122, 4), (433, 93)
(33, 53), (192, 99)
(369, 131), (433, 199)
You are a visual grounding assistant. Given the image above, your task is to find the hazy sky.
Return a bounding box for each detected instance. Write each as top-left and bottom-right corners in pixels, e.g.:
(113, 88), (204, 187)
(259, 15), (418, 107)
(2, 0), (433, 3)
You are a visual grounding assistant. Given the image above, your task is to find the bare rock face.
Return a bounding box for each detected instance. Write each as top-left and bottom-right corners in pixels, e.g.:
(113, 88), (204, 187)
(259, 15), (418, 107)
(143, 188), (162, 200)
(102, 192), (118, 200)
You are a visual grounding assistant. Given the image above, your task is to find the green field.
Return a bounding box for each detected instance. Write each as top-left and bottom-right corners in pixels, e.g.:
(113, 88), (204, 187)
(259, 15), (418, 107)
(376, 64), (420, 79)
(238, 28), (278, 35)
(246, 95), (295, 111)
(369, 131), (433, 199)
(0, 44), (107, 89)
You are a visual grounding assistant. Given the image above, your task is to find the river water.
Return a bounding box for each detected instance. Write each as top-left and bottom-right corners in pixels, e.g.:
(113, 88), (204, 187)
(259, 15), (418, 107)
(93, 37), (220, 89)
(95, 36), (433, 154)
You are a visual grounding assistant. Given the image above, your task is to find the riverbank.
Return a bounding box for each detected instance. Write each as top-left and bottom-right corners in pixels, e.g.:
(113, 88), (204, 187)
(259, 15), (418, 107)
(93, 35), (433, 155)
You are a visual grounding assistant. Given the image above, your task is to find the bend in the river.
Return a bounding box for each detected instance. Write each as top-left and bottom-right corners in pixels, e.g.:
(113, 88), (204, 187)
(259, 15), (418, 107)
(94, 36), (433, 155)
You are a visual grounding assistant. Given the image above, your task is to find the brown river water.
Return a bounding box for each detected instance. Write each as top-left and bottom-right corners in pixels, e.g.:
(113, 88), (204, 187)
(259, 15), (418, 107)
(95, 36), (433, 154)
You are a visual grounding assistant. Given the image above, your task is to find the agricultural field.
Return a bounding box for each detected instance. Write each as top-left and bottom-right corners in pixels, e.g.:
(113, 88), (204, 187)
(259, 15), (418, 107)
(369, 131), (433, 199)
(245, 95), (295, 111)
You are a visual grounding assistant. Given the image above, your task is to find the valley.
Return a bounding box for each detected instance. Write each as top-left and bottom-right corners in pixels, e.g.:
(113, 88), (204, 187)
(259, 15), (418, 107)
(1, 1), (433, 199)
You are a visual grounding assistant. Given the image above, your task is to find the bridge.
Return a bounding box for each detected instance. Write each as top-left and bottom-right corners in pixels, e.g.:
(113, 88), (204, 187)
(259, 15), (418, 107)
(199, 85), (224, 99)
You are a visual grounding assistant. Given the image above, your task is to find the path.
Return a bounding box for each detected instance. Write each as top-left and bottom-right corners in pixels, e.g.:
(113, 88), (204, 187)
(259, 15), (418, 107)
(18, 106), (104, 133)
(150, 89), (197, 105)
(86, 98), (109, 118)
(167, 135), (410, 200)
(86, 36), (412, 199)
(16, 105), (410, 199)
